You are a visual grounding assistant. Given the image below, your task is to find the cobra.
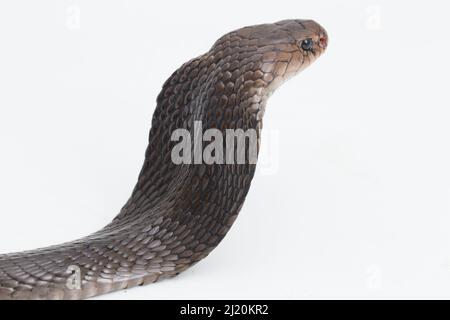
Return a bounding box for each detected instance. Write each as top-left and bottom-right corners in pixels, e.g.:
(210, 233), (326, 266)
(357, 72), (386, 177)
(0, 19), (328, 300)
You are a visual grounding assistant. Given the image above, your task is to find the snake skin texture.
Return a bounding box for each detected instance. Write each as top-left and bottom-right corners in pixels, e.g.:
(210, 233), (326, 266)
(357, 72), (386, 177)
(0, 19), (327, 300)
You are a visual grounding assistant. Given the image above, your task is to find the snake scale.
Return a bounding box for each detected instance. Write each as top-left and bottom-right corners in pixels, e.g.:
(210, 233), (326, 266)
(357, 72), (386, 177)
(0, 19), (327, 299)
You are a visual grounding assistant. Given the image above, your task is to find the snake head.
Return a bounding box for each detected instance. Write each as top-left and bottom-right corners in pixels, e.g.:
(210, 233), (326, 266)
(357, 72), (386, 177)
(211, 19), (328, 97)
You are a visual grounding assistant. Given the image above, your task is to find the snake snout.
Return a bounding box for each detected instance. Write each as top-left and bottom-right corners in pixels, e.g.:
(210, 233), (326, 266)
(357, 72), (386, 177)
(319, 33), (328, 48)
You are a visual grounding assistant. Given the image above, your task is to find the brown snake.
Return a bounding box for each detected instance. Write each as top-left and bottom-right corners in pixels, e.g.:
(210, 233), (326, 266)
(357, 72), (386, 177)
(0, 19), (327, 300)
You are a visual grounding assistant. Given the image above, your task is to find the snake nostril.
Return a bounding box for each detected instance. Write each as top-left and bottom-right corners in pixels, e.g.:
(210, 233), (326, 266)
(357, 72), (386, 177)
(319, 35), (328, 48)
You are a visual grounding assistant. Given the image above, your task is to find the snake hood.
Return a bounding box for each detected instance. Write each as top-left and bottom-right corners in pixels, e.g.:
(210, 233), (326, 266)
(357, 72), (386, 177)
(0, 19), (327, 300)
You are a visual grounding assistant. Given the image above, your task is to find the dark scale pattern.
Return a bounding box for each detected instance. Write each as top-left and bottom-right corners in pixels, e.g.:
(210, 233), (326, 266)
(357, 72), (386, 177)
(0, 19), (327, 299)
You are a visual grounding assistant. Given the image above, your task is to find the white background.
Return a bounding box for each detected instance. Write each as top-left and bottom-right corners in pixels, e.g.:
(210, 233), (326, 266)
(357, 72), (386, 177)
(0, 0), (449, 299)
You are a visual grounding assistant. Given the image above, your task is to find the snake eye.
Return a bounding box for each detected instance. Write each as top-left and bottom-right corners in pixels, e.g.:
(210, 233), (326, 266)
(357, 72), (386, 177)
(300, 38), (314, 51)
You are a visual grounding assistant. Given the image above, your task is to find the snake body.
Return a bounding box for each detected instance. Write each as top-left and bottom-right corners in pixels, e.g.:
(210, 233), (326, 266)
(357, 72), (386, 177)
(0, 19), (327, 299)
